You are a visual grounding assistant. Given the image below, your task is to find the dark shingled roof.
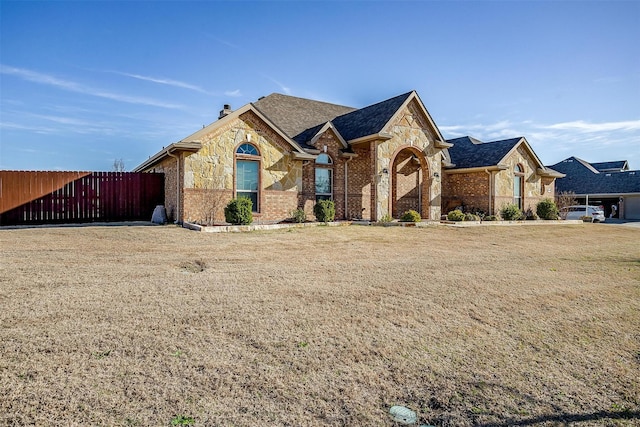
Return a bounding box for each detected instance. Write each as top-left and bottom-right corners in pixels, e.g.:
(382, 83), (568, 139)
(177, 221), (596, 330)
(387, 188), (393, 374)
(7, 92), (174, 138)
(548, 157), (640, 194)
(254, 91), (414, 146)
(330, 92), (413, 141)
(445, 136), (522, 169)
(590, 160), (629, 172)
(253, 93), (355, 141)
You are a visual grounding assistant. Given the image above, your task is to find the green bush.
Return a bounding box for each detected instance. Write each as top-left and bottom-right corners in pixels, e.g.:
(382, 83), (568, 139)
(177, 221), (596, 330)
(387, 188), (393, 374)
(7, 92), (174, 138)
(400, 209), (421, 222)
(291, 208), (306, 223)
(464, 213), (479, 221)
(500, 203), (522, 221)
(447, 209), (465, 221)
(536, 198), (559, 220)
(313, 199), (335, 223)
(378, 214), (393, 224)
(484, 215), (497, 221)
(224, 197), (253, 225)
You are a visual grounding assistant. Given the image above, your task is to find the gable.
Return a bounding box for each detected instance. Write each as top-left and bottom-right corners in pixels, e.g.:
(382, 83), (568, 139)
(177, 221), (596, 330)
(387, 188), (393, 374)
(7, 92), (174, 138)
(446, 136), (521, 169)
(253, 93), (355, 139)
(330, 92), (412, 141)
(550, 157), (640, 194)
(385, 97), (443, 144)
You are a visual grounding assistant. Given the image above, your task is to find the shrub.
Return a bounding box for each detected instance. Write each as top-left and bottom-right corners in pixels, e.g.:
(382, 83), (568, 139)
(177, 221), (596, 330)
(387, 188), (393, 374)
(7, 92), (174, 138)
(447, 209), (465, 221)
(291, 208), (306, 223)
(500, 203), (522, 221)
(464, 213), (479, 221)
(224, 197), (253, 225)
(313, 199), (335, 223)
(484, 215), (497, 221)
(378, 214), (393, 224)
(400, 210), (421, 222)
(525, 207), (539, 220)
(536, 198), (559, 220)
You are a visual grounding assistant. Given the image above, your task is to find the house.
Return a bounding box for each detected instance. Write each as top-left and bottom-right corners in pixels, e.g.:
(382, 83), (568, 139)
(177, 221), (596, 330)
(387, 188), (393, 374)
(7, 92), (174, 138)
(134, 91), (453, 223)
(442, 136), (565, 216)
(134, 90), (563, 224)
(548, 157), (640, 219)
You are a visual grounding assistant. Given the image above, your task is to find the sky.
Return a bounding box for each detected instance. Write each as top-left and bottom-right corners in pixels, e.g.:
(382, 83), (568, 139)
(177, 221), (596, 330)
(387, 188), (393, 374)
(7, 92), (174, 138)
(1, 0), (639, 172)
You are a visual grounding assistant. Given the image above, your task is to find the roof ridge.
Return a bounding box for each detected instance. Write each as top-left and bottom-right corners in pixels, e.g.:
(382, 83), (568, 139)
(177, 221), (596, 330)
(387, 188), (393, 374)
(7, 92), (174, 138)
(257, 92), (356, 110)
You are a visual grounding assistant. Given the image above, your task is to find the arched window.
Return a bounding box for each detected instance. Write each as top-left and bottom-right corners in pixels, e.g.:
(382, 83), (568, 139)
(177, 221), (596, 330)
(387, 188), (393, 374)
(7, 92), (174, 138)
(235, 143), (260, 212)
(514, 164), (524, 210)
(315, 153), (333, 202)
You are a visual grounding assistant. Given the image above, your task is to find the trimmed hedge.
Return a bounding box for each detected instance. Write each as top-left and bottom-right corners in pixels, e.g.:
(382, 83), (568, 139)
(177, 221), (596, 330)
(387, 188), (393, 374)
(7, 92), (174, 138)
(314, 199), (335, 223)
(447, 209), (465, 221)
(291, 208), (306, 223)
(500, 203), (522, 221)
(224, 197), (253, 225)
(536, 198), (559, 220)
(400, 210), (421, 222)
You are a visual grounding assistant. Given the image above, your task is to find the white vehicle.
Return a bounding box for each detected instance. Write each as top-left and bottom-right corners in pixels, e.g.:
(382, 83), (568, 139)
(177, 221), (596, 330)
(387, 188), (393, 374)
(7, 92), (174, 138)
(562, 205), (606, 222)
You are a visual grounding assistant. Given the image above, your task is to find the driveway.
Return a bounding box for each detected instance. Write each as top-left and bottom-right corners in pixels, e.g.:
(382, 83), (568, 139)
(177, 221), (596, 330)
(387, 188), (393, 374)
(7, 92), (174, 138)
(601, 218), (640, 228)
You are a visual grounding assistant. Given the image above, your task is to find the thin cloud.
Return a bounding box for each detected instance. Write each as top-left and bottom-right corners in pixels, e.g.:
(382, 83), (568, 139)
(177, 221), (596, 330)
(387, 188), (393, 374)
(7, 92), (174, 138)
(262, 74), (291, 95)
(0, 65), (183, 109)
(224, 89), (242, 97)
(543, 120), (640, 132)
(113, 71), (212, 94)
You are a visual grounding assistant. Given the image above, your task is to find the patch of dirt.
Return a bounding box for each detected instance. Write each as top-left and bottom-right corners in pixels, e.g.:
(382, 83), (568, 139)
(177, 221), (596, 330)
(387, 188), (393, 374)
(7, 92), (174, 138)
(178, 259), (206, 273)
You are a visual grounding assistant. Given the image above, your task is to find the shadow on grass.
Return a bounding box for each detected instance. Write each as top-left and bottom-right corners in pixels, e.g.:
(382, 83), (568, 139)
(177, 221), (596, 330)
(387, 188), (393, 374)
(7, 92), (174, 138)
(476, 409), (639, 426)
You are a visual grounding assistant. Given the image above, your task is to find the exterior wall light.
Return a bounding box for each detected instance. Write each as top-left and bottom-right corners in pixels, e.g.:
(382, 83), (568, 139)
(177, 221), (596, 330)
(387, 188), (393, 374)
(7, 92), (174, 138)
(382, 168), (389, 174)
(433, 172), (440, 179)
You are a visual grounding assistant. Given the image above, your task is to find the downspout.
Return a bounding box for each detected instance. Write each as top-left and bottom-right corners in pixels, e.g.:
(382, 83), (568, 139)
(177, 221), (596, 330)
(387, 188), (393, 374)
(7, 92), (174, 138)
(344, 157), (353, 220)
(485, 169), (492, 215)
(166, 149), (180, 224)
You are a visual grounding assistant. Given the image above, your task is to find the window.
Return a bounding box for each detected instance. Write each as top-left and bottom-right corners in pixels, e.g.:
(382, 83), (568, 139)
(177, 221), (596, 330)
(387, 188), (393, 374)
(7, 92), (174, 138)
(236, 143), (258, 156)
(235, 143), (260, 212)
(315, 153), (333, 202)
(514, 164), (524, 210)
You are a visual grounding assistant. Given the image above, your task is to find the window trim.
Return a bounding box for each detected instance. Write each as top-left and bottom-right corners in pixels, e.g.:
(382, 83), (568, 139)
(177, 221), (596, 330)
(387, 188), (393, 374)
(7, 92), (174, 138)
(234, 142), (261, 213)
(315, 154), (333, 202)
(514, 163), (524, 210)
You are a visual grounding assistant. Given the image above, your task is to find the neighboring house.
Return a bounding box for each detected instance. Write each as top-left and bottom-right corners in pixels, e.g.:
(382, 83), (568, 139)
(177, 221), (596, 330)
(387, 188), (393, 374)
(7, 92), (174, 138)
(548, 157), (640, 219)
(134, 91), (454, 223)
(442, 136), (564, 215)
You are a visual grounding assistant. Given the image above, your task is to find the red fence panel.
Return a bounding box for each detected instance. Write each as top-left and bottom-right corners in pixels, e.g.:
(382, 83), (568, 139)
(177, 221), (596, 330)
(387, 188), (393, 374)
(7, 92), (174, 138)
(0, 171), (164, 226)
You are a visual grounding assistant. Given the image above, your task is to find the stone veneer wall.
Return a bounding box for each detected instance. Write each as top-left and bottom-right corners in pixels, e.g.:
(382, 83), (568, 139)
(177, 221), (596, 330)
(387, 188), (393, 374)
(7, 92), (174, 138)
(149, 156), (179, 222)
(374, 99), (443, 221)
(494, 145), (552, 214)
(182, 111), (303, 223)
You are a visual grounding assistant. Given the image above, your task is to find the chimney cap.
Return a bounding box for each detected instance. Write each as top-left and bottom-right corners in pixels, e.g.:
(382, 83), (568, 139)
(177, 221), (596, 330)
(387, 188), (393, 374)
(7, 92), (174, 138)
(218, 104), (233, 119)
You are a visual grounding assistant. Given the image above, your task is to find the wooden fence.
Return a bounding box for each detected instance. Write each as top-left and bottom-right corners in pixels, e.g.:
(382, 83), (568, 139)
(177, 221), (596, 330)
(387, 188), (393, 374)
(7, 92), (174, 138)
(0, 171), (164, 226)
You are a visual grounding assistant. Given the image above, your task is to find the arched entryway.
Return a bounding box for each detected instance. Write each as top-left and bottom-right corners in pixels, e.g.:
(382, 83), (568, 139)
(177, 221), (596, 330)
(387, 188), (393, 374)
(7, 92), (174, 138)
(390, 147), (430, 219)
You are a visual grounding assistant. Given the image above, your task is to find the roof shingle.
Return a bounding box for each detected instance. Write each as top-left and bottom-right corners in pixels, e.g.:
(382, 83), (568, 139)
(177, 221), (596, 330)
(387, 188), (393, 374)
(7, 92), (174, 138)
(548, 157), (640, 194)
(445, 136), (522, 169)
(253, 93), (355, 141)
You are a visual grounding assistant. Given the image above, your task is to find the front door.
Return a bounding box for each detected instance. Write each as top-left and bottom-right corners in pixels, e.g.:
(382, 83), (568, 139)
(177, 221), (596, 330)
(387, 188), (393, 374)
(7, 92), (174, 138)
(391, 148), (428, 218)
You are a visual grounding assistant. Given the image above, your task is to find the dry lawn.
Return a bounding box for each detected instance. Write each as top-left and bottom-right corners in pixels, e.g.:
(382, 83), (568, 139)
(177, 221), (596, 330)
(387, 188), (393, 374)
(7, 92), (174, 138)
(0, 223), (639, 426)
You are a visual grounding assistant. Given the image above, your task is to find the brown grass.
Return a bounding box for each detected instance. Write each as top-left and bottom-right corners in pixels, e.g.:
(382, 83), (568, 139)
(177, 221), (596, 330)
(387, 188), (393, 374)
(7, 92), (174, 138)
(0, 223), (638, 426)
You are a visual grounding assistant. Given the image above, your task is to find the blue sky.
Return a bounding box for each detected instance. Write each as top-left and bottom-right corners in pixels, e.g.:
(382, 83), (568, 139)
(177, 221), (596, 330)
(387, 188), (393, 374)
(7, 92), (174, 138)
(1, 0), (639, 171)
